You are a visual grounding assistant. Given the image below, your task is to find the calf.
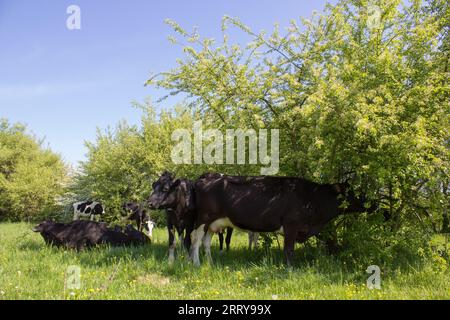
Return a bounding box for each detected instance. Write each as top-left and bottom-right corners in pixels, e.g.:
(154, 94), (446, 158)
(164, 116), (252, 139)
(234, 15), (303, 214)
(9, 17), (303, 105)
(123, 202), (156, 237)
(73, 201), (105, 221)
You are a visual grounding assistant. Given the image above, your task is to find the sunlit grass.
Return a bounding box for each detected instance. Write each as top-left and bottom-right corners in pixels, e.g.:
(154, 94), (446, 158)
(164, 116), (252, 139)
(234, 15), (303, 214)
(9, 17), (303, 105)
(0, 223), (448, 300)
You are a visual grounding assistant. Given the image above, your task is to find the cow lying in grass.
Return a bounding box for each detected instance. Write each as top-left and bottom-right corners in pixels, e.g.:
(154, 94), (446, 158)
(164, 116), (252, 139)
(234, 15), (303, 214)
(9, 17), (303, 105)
(32, 220), (150, 250)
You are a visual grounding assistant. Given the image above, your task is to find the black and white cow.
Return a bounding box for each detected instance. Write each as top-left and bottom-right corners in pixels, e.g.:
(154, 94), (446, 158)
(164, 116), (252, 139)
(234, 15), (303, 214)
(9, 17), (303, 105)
(122, 202), (156, 238)
(73, 201), (105, 221)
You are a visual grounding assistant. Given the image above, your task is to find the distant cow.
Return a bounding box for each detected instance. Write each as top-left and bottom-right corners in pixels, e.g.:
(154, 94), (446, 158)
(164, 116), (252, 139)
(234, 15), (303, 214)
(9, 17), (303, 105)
(73, 201), (105, 221)
(150, 172), (376, 266)
(122, 202), (156, 238)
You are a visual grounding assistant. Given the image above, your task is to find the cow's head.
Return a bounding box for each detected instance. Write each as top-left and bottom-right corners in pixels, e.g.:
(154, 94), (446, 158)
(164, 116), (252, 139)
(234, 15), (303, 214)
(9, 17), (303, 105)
(123, 202), (137, 211)
(149, 174), (195, 212)
(32, 220), (54, 233)
(94, 203), (106, 215)
(143, 219), (156, 238)
(148, 172), (179, 208)
(123, 202), (138, 217)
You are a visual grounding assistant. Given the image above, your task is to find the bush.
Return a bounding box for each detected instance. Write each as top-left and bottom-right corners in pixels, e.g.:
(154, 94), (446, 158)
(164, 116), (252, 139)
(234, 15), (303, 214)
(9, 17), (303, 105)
(0, 119), (68, 222)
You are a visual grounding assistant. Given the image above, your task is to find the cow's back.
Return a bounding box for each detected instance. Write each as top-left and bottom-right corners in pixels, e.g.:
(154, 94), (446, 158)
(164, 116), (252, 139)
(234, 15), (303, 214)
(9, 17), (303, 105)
(194, 175), (302, 232)
(195, 174), (344, 233)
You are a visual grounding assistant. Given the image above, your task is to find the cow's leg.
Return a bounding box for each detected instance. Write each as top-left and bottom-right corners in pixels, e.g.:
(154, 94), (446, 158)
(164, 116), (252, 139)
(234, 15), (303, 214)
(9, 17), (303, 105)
(190, 224), (205, 266)
(168, 224), (176, 265)
(203, 231), (213, 263)
(73, 211), (82, 221)
(225, 227), (233, 251)
(183, 227), (192, 254)
(252, 232), (259, 250)
(179, 233), (184, 248)
(248, 232), (259, 250)
(218, 231), (224, 252)
(283, 225), (298, 267)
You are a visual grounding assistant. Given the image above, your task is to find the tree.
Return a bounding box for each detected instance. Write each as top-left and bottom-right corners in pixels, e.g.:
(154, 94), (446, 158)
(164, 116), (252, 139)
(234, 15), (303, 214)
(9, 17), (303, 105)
(0, 119), (68, 221)
(146, 0), (449, 234)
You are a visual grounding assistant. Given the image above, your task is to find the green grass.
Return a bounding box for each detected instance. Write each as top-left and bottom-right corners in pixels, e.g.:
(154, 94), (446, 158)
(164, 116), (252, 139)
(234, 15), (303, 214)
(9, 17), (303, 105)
(0, 222), (449, 300)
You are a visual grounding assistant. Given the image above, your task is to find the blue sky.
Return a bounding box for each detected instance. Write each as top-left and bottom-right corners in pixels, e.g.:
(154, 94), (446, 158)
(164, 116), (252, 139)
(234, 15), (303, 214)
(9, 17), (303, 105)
(0, 0), (334, 166)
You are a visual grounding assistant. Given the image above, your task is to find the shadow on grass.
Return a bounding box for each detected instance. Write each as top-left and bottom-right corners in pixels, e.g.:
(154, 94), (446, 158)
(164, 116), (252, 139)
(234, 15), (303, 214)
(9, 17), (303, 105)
(25, 234), (305, 270)
(21, 229), (424, 287)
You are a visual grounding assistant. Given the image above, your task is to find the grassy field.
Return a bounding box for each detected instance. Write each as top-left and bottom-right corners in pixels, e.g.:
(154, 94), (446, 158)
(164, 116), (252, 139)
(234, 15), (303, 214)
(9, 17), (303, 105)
(0, 222), (449, 300)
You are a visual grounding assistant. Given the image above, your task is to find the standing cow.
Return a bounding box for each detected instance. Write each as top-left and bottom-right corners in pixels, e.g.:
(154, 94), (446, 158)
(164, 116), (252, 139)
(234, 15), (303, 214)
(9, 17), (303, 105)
(73, 201), (105, 221)
(192, 173), (377, 266)
(148, 172), (260, 262)
(150, 172), (376, 266)
(148, 172), (195, 264)
(122, 202), (156, 238)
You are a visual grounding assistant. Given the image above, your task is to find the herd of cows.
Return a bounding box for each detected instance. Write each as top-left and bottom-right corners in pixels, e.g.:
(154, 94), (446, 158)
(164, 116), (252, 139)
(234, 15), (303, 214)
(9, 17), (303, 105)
(33, 172), (377, 266)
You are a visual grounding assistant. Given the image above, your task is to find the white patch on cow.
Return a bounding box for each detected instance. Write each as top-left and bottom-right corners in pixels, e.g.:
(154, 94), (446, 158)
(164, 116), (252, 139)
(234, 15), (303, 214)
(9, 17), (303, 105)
(190, 224), (205, 266)
(202, 231), (213, 262)
(168, 249), (175, 264)
(208, 218), (237, 233)
(72, 201), (103, 221)
(168, 241), (176, 265)
(178, 234), (184, 247)
(146, 220), (155, 238)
